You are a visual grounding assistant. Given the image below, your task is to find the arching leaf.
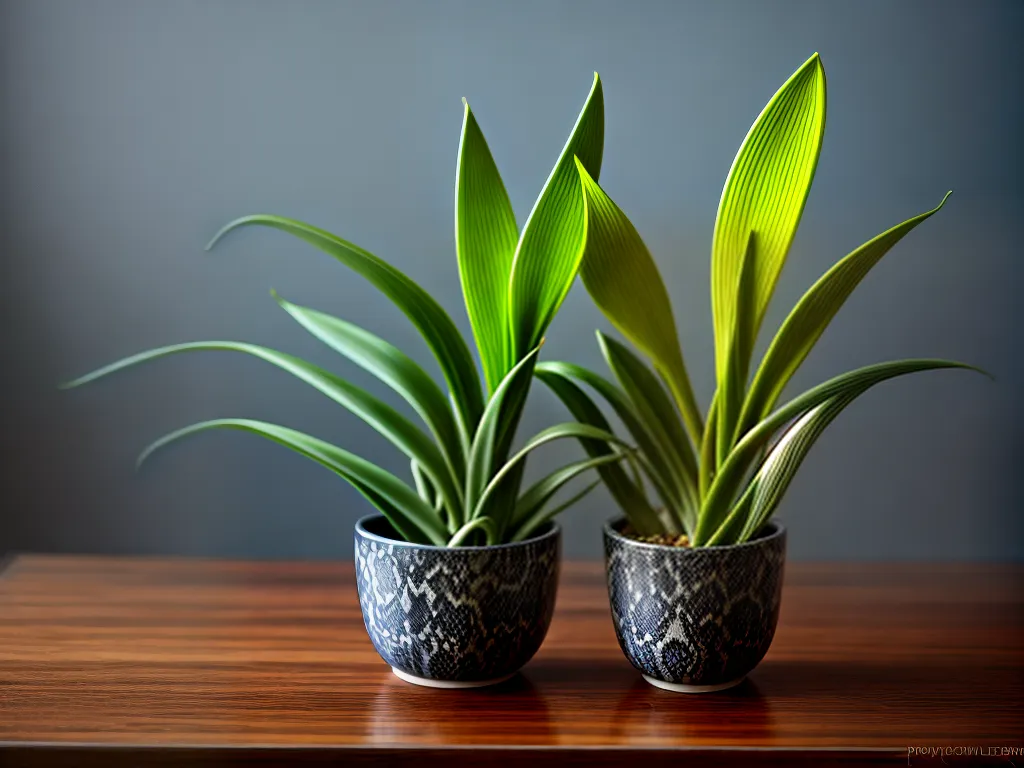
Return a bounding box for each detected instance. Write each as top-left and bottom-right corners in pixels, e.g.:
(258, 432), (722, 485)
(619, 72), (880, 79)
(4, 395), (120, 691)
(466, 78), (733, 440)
(274, 295), (464, 482)
(535, 364), (663, 535)
(692, 359), (984, 544)
(138, 418), (448, 546)
(598, 332), (698, 519)
(737, 193), (952, 434)
(62, 340), (462, 519)
(207, 215), (484, 431)
(511, 480), (601, 542)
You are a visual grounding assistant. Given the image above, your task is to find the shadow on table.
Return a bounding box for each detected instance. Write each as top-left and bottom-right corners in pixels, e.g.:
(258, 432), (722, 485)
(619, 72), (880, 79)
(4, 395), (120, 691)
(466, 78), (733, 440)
(522, 656), (777, 745)
(367, 671), (556, 745)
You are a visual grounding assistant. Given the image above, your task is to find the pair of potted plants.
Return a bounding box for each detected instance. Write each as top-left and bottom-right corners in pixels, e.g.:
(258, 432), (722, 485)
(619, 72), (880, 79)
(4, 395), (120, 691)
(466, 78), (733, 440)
(66, 54), (978, 692)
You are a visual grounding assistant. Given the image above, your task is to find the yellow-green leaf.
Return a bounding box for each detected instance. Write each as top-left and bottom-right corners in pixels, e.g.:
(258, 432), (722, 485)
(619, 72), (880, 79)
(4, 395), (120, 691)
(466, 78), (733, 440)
(717, 233), (757, 464)
(575, 160), (703, 443)
(711, 53), (826, 386)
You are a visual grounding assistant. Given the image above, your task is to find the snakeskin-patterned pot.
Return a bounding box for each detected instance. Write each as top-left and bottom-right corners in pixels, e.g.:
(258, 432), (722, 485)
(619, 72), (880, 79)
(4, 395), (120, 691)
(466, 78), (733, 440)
(604, 518), (786, 693)
(355, 514), (561, 688)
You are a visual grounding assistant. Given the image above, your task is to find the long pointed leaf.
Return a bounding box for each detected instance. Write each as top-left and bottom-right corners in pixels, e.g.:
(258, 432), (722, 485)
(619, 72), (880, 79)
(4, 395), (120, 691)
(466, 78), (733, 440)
(62, 341), (463, 519)
(464, 347), (541, 520)
(455, 101), (519, 394)
(535, 365), (663, 535)
(711, 53), (826, 387)
(275, 295), (465, 483)
(598, 332), (698, 521)
(692, 359), (983, 544)
(707, 392), (857, 546)
(512, 452), (625, 528)
(138, 418), (448, 546)
(448, 516), (497, 547)
(207, 215), (484, 431)
(737, 193), (952, 434)
(574, 160), (704, 443)
(699, 393), (718, 500)
(508, 73), (604, 359)
(717, 233), (758, 464)
(511, 480), (601, 542)
(472, 421), (629, 522)
(742, 393), (856, 540)
(536, 360), (684, 531)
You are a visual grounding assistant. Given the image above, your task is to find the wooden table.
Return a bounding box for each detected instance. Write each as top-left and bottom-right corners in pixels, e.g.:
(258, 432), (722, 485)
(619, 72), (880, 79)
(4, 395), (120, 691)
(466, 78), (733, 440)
(0, 556), (1020, 766)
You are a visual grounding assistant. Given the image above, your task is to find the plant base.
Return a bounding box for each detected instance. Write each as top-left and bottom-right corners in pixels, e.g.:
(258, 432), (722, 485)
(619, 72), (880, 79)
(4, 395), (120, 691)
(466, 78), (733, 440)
(642, 674), (745, 694)
(391, 667), (517, 689)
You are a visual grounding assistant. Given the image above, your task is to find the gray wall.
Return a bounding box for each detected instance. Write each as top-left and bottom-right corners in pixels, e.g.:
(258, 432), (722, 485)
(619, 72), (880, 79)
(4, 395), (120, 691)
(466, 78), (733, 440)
(2, 0), (1020, 561)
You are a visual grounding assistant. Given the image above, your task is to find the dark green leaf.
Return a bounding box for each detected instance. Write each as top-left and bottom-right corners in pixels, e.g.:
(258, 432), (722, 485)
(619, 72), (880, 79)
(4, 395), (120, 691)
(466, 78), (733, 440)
(138, 418), (448, 546)
(207, 215), (484, 431)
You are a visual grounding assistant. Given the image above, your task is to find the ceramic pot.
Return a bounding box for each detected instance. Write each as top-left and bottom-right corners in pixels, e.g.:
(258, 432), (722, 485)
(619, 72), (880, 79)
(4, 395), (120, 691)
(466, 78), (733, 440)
(354, 514), (560, 688)
(604, 518), (786, 693)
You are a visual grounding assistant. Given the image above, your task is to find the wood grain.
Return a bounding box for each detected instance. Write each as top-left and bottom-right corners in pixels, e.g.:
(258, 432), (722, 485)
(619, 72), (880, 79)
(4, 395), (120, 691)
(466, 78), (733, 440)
(0, 556), (1021, 766)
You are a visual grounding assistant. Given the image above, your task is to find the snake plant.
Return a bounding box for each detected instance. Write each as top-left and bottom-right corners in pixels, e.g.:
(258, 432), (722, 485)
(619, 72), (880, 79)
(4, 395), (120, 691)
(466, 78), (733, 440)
(539, 53), (983, 546)
(64, 75), (627, 547)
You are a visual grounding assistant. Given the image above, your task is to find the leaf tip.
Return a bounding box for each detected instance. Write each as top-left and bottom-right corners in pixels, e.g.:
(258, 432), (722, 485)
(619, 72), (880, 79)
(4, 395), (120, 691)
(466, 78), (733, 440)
(270, 290), (296, 314)
(205, 224), (230, 252)
(134, 448), (152, 471)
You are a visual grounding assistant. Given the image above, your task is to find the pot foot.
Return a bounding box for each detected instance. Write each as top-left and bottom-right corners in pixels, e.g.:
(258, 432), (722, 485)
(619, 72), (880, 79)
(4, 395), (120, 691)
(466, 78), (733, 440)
(391, 667), (517, 689)
(642, 674), (745, 693)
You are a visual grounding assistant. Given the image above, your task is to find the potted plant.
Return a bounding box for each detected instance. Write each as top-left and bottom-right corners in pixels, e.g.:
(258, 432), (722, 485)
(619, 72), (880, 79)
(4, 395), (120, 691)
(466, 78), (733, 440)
(64, 75), (627, 688)
(539, 53), (983, 692)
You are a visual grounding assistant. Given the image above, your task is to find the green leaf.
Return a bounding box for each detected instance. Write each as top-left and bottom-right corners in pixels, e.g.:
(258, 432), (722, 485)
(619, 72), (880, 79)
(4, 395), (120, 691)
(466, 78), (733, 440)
(455, 100), (519, 394)
(464, 347), (542, 520)
(742, 393), (857, 541)
(707, 392), (859, 546)
(274, 294), (465, 482)
(692, 359), (984, 545)
(207, 215), (484, 432)
(534, 365), (663, 535)
(711, 53), (826, 389)
(511, 453), (626, 530)
(508, 73), (604, 358)
(699, 393), (718, 500)
(472, 421), (630, 522)
(138, 418), (448, 546)
(737, 193), (952, 434)
(717, 233), (758, 464)
(448, 516), (497, 546)
(536, 360), (682, 533)
(598, 332), (698, 524)
(62, 340), (463, 521)
(574, 160), (703, 444)
(511, 480), (601, 542)
(410, 458), (443, 517)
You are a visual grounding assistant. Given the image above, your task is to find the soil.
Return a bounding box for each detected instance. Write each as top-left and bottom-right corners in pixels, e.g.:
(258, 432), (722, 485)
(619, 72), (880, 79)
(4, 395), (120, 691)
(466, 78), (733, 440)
(621, 527), (691, 548)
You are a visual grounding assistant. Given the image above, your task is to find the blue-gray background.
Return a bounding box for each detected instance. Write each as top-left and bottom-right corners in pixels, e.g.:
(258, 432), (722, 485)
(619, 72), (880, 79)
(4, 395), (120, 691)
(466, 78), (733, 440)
(2, 0), (1020, 561)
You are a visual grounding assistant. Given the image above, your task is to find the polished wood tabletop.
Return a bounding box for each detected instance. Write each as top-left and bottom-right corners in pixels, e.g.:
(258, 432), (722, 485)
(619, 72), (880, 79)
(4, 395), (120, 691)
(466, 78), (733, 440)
(0, 555), (1021, 766)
